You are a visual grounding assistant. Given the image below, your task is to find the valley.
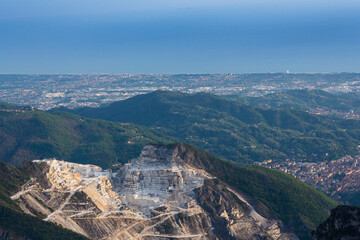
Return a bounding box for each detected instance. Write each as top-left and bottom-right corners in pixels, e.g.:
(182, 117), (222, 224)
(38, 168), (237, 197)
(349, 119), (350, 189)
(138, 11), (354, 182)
(258, 155), (360, 203)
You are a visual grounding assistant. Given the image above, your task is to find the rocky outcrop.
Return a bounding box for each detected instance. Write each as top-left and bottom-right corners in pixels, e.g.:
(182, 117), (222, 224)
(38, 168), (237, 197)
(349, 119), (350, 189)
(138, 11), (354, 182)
(11, 144), (297, 240)
(113, 144), (212, 214)
(196, 179), (297, 240)
(312, 205), (360, 240)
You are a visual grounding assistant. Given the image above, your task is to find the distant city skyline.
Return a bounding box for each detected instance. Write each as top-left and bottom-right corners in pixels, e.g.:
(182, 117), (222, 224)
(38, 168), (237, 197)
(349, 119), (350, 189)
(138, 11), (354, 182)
(1, 0), (360, 73)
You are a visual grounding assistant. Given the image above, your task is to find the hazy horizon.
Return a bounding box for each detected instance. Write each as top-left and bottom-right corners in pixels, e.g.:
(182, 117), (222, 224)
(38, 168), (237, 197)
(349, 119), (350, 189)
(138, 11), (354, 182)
(1, 72), (360, 75)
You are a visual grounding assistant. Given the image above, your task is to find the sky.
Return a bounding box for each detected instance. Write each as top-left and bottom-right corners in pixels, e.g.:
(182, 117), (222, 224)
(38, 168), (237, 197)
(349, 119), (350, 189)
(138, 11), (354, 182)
(0, 0), (360, 74)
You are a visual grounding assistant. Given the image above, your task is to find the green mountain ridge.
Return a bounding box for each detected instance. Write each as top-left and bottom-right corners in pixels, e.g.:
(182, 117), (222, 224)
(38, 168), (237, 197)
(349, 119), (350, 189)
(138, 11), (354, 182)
(225, 89), (360, 113)
(64, 90), (360, 165)
(0, 105), (173, 169)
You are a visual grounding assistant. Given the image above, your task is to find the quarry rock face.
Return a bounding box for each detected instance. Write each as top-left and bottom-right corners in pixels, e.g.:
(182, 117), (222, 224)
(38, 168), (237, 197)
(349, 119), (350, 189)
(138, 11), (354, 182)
(312, 205), (360, 240)
(11, 144), (297, 240)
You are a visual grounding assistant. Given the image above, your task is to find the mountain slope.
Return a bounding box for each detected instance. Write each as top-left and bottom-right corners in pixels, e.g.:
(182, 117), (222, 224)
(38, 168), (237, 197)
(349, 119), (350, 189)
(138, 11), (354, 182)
(225, 89), (360, 114)
(65, 91), (360, 165)
(0, 161), (89, 240)
(9, 146), (294, 240)
(0, 104), (172, 168)
(9, 144), (337, 240)
(171, 143), (338, 240)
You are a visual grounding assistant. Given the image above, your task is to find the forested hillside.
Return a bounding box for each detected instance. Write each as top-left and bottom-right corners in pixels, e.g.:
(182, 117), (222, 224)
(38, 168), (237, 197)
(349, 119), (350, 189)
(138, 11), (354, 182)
(65, 91), (360, 165)
(225, 89), (360, 113)
(0, 104), (172, 168)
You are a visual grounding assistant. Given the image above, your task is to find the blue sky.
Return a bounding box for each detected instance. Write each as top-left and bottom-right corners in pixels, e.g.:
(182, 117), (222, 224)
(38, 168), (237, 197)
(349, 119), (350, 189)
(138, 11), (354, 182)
(0, 0), (360, 73)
